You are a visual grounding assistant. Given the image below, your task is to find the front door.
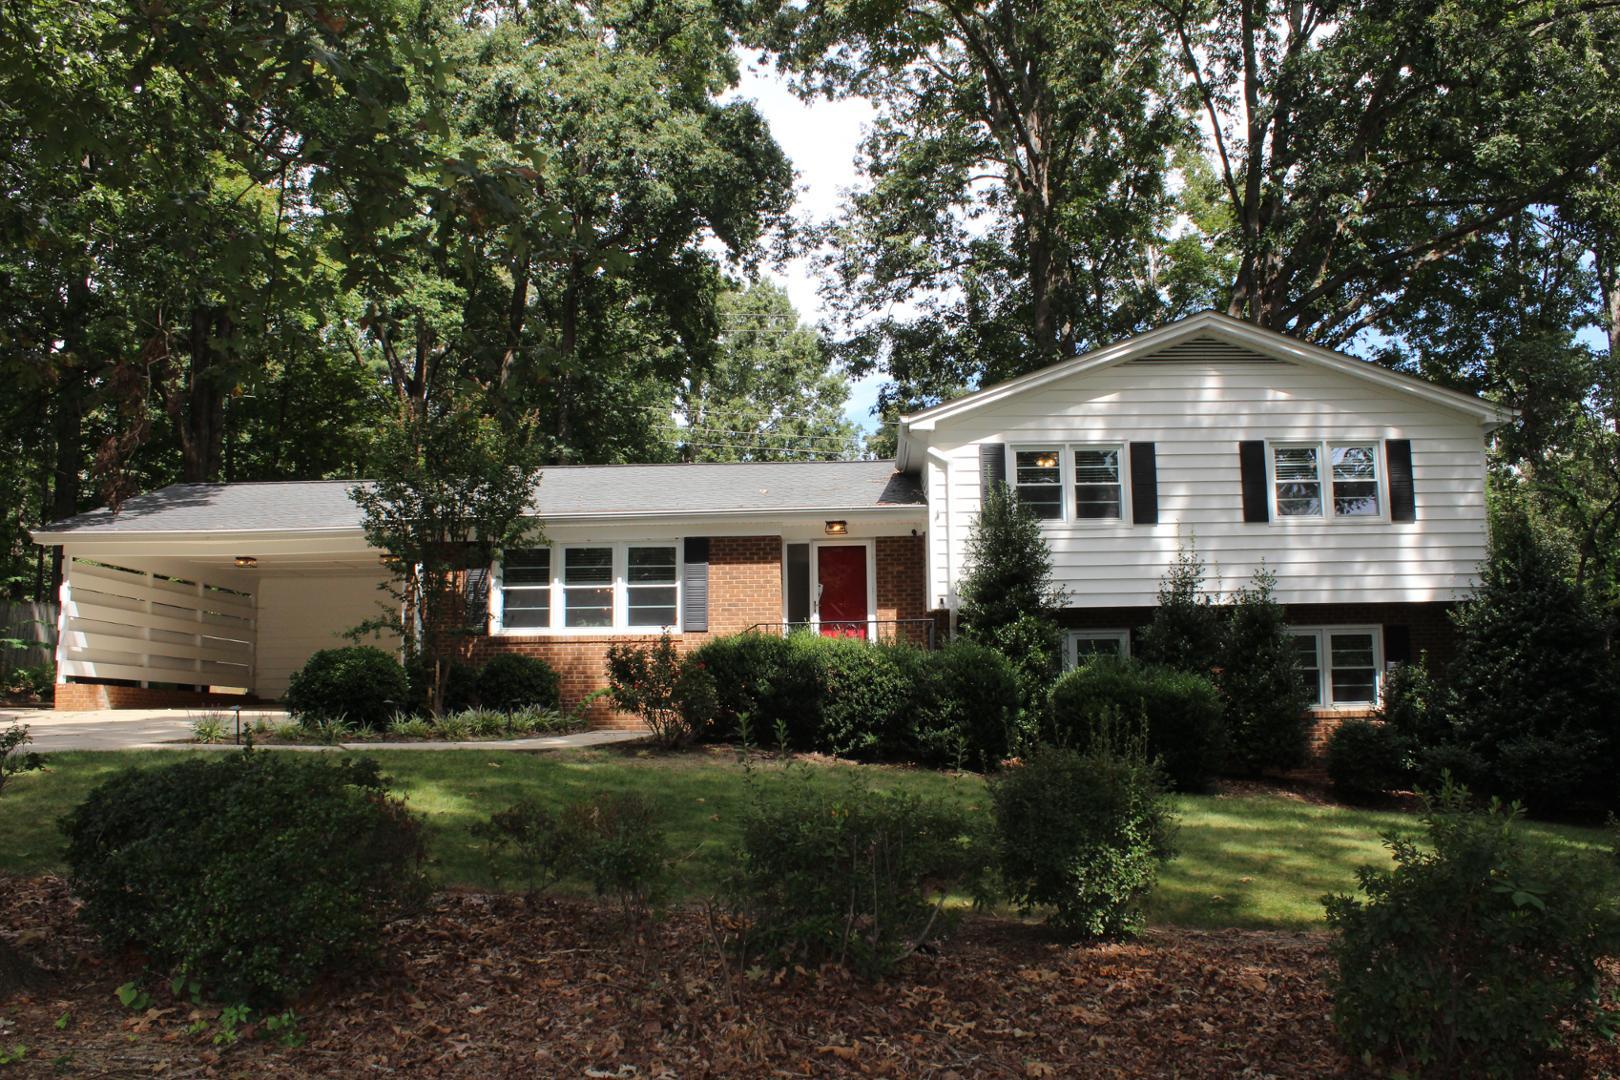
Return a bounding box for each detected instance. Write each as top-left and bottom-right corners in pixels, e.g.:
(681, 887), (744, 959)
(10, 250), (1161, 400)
(816, 545), (869, 639)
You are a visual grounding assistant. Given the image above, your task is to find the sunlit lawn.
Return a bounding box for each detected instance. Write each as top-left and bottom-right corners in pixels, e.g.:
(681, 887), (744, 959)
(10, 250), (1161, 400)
(3, 747), (1611, 931)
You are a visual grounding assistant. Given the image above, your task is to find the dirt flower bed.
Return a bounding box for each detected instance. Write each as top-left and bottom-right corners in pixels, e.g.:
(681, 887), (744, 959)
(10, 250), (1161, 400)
(3, 876), (1616, 1077)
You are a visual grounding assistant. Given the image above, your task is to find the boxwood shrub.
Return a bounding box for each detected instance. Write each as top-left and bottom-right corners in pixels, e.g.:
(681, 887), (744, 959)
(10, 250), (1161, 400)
(476, 653), (561, 712)
(284, 646), (410, 729)
(911, 640), (1024, 769)
(1324, 718), (1409, 802)
(62, 752), (426, 1005)
(1048, 658), (1225, 790)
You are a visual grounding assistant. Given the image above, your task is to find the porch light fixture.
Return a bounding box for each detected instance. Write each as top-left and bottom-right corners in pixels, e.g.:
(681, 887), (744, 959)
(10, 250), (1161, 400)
(379, 553), (402, 567)
(823, 520), (848, 536)
(233, 555), (258, 569)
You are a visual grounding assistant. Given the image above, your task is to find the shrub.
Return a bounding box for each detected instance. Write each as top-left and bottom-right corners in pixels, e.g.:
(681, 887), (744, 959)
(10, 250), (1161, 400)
(727, 772), (983, 979)
(911, 639), (1024, 769)
(1324, 781), (1620, 1077)
(1379, 656), (1451, 748)
(407, 657), (478, 715)
(471, 799), (567, 894)
(284, 646), (410, 730)
(606, 632), (702, 747)
(812, 639), (918, 759)
(557, 791), (667, 917)
(475, 653), (561, 713)
(387, 713), (435, 740)
(1445, 508), (1619, 815)
(62, 752), (426, 1004)
(1136, 544), (1223, 676)
(687, 631), (798, 742)
(1324, 719), (1408, 802)
(0, 723), (43, 796)
(1215, 569), (1312, 775)
(989, 732), (1177, 938)
(1047, 658), (1224, 790)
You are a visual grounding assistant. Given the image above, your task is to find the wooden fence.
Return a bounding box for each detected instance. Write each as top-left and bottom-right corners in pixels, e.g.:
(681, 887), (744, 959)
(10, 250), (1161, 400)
(0, 600), (58, 678)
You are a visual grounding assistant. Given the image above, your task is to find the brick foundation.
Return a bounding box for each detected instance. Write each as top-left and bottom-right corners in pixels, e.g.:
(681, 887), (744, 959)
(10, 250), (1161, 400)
(54, 683), (261, 711)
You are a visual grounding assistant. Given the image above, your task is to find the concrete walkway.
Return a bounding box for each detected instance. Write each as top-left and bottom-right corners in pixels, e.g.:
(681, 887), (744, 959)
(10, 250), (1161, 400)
(1, 706), (647, 754)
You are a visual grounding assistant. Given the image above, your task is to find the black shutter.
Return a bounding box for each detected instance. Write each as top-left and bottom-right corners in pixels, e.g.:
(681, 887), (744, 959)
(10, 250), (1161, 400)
(1129, 442), (1158, 525)
(464, 565), (491, 633)
(682, 537), (709, 633)
(1387, 439), (1415, 522)
(979, 442), (1007, 491)
(785, 543), (811, 626)
(1384, 624), (1412, 667)
(1239, 441), (1269, 523)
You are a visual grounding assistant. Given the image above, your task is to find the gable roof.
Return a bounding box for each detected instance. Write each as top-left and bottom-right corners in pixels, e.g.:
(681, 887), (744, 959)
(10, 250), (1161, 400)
(32, 460), (924, 541)
(896, 311), (1515, 467)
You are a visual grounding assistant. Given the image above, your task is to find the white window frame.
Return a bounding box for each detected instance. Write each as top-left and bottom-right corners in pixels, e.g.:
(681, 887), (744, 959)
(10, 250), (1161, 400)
(491, 541), (683, 635)
(1007, 444), (1130, 525)
(1268, 440), (1387, 523)
(494, 547), (552, 631)
(1063, 629), (1131, 670)
(1287, 625), (1383, 707)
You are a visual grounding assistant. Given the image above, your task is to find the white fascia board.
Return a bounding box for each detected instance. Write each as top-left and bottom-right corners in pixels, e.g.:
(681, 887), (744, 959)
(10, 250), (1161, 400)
(898, 311), (1516, 431)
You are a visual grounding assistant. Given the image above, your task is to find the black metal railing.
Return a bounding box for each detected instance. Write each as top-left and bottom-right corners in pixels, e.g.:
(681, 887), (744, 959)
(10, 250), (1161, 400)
(742, 619), (937, 650)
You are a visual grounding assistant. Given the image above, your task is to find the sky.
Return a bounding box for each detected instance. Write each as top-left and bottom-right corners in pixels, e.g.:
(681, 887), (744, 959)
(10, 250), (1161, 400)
(726, 59), (887, 434)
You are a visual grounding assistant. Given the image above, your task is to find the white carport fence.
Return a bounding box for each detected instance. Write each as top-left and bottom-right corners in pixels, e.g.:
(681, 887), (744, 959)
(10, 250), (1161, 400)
(58, 558), (256, 691)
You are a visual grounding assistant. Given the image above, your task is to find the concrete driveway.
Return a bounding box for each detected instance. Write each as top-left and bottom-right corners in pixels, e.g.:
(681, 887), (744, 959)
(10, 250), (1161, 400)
(1, 706), (646, 754)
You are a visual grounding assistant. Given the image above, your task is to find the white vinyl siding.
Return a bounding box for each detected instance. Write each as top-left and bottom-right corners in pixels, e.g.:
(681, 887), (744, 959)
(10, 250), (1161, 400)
(495, 542), (682, 634)
(1289, 626), (1382, 706)
(923, 335), (1491, 608)
(255, 570), (398, 699)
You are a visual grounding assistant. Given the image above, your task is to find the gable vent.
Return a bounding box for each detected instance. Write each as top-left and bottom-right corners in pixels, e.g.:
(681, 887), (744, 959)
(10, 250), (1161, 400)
(1125, 336), (1284, 366)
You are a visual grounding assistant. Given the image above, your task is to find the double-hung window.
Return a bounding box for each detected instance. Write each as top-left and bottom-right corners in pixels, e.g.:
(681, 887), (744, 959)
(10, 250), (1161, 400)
(1013, 449), (1064, 519)
(1287, 626), (1381, 706)
(1011, 445), (1126, 522)
(1063, 629), (1130, 670)
(1272, 441), (1382, 519)
(499, 549), (551, 628)
(498, 543), (682, 633)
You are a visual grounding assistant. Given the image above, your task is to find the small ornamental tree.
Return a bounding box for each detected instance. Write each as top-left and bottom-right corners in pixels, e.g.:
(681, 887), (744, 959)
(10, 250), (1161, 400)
(351, 396), (544, 715)
(957, 482), (1067, 715)
(1446, 507), (1619, 814)
(1216, 568), (1312, 775)
(1137, 543), (1223, 676)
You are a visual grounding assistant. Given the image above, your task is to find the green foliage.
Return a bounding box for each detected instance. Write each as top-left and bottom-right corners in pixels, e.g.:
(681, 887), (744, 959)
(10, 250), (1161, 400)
(1048, 658), (1225, 791)
(1, 664), (53, 703)
(1324, 781), (1620, 1078)
(990, 733), (1177, 938)
(606, 632), (704, 748)
(556, 792), (668, 918)
(0, 723), (44, 796)
(1324, 720), (1408, 803)
(1445, 507), (1619, 815)
(470, 800), (568, 895)
(408, 659), (478, 715)
(910, 639), (1025, 770)
(1136, 545), (1223, 676)
(62, 752), (426, 1005)
(475, 654), (561, 713)
(283, 646), (410, 731)
(190, 715), (229, 745)
(958, 483), (1067, 638)
(1215, 569), (1311, 775)
(726, 770), (983, 979)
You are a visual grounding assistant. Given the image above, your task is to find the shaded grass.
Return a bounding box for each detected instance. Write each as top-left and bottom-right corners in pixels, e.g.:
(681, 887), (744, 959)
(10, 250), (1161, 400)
(1, 747), (1611, 931)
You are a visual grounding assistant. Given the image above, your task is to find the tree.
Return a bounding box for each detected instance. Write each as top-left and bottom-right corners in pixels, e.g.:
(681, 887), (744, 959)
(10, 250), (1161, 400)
(1215, 568), (1311, 774)
(351, 397), (545, 715)
(758, 0), (1204, 410)
(1137, 543), (1223, 675)
(675, 281), (860, 461)
(957, 483), (1067, 713)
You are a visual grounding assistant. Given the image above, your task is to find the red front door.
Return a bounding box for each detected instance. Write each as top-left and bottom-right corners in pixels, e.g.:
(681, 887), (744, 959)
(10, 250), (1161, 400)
(817, 545), (869, 639)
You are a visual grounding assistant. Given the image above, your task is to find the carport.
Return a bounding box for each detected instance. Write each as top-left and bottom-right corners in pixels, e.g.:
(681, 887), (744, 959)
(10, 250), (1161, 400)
(31, 482), (397, 709)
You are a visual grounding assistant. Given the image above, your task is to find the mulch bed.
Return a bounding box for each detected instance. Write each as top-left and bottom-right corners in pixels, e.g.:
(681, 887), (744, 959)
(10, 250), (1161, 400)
(3, 876), (1615, 1078)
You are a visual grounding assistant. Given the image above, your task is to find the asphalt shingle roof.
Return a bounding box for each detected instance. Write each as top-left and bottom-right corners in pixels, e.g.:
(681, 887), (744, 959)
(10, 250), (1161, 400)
(36, 460), (925, 536)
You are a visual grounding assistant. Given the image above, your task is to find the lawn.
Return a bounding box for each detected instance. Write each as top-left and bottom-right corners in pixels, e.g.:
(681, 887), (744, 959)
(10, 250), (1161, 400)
(2, 745), (1612, 931)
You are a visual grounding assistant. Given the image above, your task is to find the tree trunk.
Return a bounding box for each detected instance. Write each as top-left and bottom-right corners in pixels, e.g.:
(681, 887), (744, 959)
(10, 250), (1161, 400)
(179, 305), (231, 483)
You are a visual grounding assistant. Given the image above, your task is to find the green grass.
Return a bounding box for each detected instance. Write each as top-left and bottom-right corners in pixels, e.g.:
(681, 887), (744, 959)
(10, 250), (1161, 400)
(3, 747), (1612, 931)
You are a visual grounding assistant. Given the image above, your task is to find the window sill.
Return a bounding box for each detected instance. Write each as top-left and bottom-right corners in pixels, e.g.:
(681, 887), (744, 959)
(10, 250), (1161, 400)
(490, 626), (685, 639)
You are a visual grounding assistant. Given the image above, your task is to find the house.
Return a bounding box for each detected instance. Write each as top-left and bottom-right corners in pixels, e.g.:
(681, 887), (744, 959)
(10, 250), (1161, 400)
(31, 312), (1512, 737)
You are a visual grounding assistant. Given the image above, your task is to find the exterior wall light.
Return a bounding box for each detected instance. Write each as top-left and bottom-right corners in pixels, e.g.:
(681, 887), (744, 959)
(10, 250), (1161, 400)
(233, 555), (258, 569)
(824, 520), (848, 536)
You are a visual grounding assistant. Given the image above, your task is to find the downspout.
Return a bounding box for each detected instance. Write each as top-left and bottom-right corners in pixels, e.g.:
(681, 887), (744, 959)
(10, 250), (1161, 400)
(925, 445), (957, 640)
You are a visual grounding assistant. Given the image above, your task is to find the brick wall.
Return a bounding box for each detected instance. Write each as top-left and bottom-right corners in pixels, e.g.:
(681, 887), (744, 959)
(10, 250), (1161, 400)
(465, 535), (786, 726)
(55, 683), (262, 711)
(876, 534), (929, 644)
